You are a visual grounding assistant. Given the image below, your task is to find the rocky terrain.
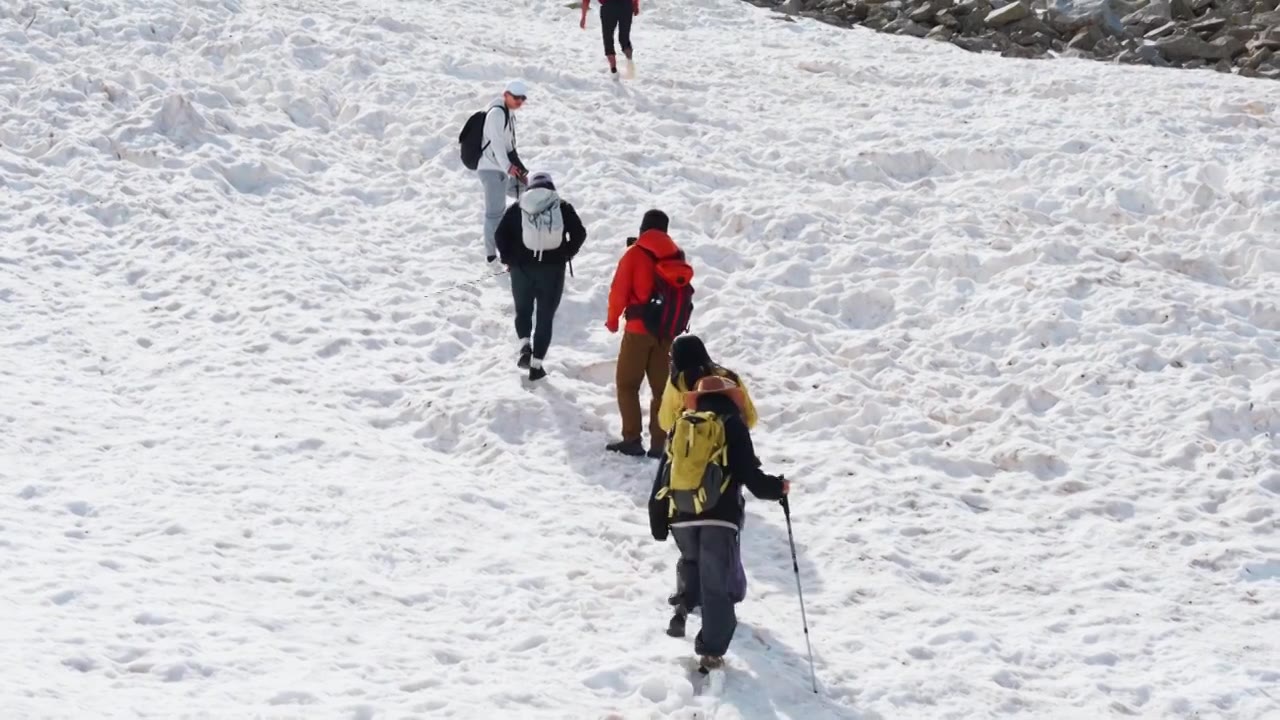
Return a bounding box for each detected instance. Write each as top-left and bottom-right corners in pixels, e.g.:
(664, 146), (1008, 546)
(751, 0), (1280, 78)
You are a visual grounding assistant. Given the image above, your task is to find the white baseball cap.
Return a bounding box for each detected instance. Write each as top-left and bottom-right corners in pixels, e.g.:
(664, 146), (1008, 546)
(505, 80), (528, 98)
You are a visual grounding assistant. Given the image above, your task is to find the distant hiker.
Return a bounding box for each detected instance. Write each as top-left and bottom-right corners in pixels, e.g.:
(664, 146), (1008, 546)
(581, 0), (638, 77)
(605, 209), (694, 458)
(648, 375), (790, 669)
(494, 171), (587, 381)
(459, 80), (529, 264)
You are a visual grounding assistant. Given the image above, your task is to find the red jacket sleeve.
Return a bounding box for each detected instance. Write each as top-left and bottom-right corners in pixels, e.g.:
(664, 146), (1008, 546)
(607, 249), (636, 328)
(608, 248), (655, 328)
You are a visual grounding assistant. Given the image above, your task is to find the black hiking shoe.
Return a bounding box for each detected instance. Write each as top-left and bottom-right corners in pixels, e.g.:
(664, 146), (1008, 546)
(529, 365), (547, 382)
(487, 255), (497, 264)
(606, 439), (645, 456)
(699, 655), (724, 671)
(666, 608), (687, 638)
(517, 346), (532, 369)
(647, 445), (664, 460)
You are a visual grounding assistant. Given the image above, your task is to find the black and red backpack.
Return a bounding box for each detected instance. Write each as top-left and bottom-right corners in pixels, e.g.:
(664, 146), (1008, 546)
(632, 247), (695, 340)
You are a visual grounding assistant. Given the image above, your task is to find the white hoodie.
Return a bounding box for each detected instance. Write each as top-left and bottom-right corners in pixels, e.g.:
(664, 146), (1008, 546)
(477, 98), (516, 174)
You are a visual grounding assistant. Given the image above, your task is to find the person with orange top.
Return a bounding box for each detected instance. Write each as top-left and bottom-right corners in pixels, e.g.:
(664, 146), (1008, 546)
(605, 209), (694, 458)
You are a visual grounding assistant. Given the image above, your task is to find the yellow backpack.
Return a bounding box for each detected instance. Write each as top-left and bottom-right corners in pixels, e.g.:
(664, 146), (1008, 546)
(655, 410), (732, 516)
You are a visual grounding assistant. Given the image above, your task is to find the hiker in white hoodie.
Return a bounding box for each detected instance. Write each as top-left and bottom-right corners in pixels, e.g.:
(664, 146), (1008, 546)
(478, 80), (530, 264)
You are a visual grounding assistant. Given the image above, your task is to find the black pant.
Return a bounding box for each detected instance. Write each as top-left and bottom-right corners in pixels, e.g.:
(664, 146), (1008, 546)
(672, 526), (739, 657)
(510, 263), (566, 360)
(600, 2), (633, 58)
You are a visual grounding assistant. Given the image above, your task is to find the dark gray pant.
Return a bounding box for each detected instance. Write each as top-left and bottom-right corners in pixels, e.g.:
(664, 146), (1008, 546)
(510, 263), (566, 360)
(672, 525), (738, 657)
(600, 2), (633, 58)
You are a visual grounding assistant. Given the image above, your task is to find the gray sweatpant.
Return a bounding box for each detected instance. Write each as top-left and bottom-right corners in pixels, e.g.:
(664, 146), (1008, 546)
(479, 170), (517, 259)
(672, 525), (739, 658)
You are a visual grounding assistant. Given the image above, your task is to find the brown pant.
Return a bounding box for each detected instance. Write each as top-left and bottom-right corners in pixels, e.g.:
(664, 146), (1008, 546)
(617, 331), (672, 446)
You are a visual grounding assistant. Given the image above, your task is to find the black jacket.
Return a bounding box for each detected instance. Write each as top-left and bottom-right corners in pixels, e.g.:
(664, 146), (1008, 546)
(494, 199), (587, 267)
(648, 393), (785, 540)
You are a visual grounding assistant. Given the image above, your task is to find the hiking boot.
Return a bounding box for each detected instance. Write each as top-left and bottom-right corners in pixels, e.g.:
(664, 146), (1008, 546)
(699, 655), (724, 671)
(666, 608), (687, 638)
(528, 357), (546, 381)
(517, 346), (532, 370)
(606, 439), (645, 456)
(646, 445), (664, 460)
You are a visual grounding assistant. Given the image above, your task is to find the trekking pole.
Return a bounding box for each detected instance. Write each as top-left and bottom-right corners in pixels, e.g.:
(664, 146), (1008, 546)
(781, 496), (819, 694)
(422, 267), (509, 298)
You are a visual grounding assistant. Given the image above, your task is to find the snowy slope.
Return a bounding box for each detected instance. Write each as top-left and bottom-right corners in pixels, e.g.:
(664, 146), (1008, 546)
(2, 0), (1279, 717)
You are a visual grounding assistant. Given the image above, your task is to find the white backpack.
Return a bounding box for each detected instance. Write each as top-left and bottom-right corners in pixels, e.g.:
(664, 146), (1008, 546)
(520, 188), (565, 258)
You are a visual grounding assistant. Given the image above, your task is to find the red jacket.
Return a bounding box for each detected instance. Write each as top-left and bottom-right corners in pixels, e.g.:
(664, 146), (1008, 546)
(607, 230), (692, 335)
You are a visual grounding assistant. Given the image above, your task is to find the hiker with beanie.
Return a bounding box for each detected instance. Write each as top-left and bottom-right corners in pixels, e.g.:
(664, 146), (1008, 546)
(605, 209), (694, 458)
(648, 376), (790, 670)
(580, 0), (639, 77)
(477, 80), (529, 264)
(494, 171), (587, 381)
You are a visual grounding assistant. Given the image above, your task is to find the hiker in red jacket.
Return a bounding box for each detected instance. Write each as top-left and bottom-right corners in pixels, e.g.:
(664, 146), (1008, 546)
(581, 0), (639, 77)
(605, 209), (694, 458)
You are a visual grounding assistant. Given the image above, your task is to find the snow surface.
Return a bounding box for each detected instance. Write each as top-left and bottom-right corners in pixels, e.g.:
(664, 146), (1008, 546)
(3, 0), (1280, 717)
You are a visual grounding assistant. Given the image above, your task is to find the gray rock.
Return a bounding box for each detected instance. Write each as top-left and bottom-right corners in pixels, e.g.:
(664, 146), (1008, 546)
(1242, 46), (1274, 67)
(1250, 27), (1280, 50)
(936, 10), (962, 25)
(961, 11), (990, 31)
(1122, 0), (1173, 29)
(885, 17), (933, 34)
(927, 24), (957, 38)
(955, 34), (1001, 50)
(1171, 0), (1196, 18)
(781, 0), (804, 13)
(1069, 24), (1106, 48)
(987, 1), (1031, 25)
(1135, 43), (1174, 64)
(1156, 31), (1227, 58)
(1094, 35), (1124, 55)
(839, 0), (872, 19)
(910, 2), (941, 21)
(1002, 43), (1041, 56)
(1190, 16), (1228, 34)
(1211, 35), (1247, 56)
(954, 0), (993, 16)
(1146, 20), (1181, 36)
(1051, 0), (1129, 35)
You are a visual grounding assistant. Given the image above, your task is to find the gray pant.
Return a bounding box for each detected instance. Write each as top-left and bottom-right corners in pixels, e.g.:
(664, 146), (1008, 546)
(479, 170), (517, 259)
(672, 525), (738, 658)
(510, 263), (566, 360)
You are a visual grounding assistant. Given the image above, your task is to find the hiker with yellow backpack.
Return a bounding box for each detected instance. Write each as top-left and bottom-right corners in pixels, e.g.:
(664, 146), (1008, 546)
(647, 373), (789, 671)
